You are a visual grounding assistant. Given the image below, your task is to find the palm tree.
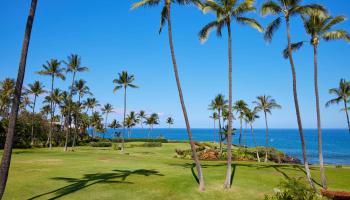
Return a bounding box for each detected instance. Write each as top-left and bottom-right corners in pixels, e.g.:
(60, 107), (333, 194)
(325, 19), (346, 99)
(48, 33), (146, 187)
(208, 94), (228, 153)
(84, 97), (99, 115)
(132, 0), (206, 191)
(260, 0), (324, 190)
(26, 81), (46, 145)
(90, 111), (103, 138)
(253, 95), (281, 163)
(138, 110), (147, 131)
(166, 117), (174, 129)
(37, 59), (65, 149)
(125, 115), (136, 139)
(145, 113), (159, 138)
(0, 0), (38, 197)
(101, 103), (114, 139)
(0, 78), (15, 117)
(233, 100), (248, 146)
(326, 79), (350, 133)
(199, 0), (263, 188)
(109, 119), (122, 139)
(209, 112), (218, 142)
(296, 12), (349, 189)
(244, 107), (260, 162)
(73, 79), (91, 106)
(113, 71), (138, 150)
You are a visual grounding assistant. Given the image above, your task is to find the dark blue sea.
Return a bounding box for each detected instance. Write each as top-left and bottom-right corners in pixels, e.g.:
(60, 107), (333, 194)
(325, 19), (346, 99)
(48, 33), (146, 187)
(93, 128), (350, 165)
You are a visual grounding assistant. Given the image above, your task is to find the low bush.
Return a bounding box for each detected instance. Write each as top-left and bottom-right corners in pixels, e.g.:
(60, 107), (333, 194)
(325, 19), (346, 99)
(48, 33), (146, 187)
(111, 138), (168, 143)
(89, 142), (112, 147)
(141, 142), (162, 147)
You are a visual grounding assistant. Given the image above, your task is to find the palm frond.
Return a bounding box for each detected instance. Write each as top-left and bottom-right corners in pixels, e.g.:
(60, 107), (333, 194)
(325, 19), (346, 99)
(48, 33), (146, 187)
(283, 42), (304, 59)
(260, 1), (281, 16)
(322, 29), (350, 42)
(321, 15), (346, 32)
(159, 5), (169, 34)
(325, 97), (342, 107)
(131, 0), (161, 9)
(199, 20), (221, 43)
(264, 17), (281, 42)
(113, 85), (123, 93)
(236, 17), (264, 32)
(233, 0), (256, 16)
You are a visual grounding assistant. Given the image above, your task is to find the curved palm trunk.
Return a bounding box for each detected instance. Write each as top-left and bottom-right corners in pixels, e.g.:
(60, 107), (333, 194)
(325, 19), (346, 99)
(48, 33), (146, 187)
(250, 123), (260, 162)
(0, 0), (38, 197)
(285, 18), (316, 191)
(213, 119), (216, 142)
(121, 87), (126, 150)
(218, 110), (223, 154)
(239, 117), (242, 145)
(343, 99), (350, 133)
(31, 95), (37, 145)
(263, 111), (269, 162)
(64, 72), (76, 151)
(224, 21), (233, 189)
(166, 3), (204, 191)
(313, 44), (327, 189)
(71, 95), (81, 150)
(103, 113), (108, 139)
(49, 76), (55, 149)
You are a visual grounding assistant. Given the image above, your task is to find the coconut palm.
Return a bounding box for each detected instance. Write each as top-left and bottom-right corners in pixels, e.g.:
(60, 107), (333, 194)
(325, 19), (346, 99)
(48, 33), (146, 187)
(64, 54), (89, 98)
(132, 0), (206, 191)
(73, 79), (91, 104)
(208, 94), (228, 153)
(101, 103), (114, 139)
(253, 95), (281, 163)
(37, 59), (65, 149)
(199, 0), (263, 188)
(326, 79), (350, 133)
(113, 71), (138, 150)
(260, 0), (325, 190)
(0, 0), (38, 196)
(145, 113), (159, 138)
(26, 81), (46, 144)
(233, 100), (248, 146)
(244, 107), (260, 162)
(90, 111), (103, 138)
(138, 110), (147, 131)
(125, 115), (136, 139)
(209, 112), (219, 142)
(109, 119), (122, 139)
(84, 97), (100, 115)
(166, 117), (174, 129)
(0, 78), (15, 117)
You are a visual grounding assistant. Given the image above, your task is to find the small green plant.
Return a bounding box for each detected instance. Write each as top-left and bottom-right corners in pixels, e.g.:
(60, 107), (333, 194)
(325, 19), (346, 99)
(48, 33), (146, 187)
(89, 142), (112, 147)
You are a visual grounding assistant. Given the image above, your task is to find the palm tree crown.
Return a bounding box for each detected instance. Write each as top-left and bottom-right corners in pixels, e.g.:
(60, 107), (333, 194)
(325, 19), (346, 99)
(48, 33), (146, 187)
(37, 59), (66, 80)
(326, 79), (350, 107)
(64, 54), (89, 74)
(26, 81), (46, 97)
(113, 71), (138, 92)
(254, 95), (281, 114)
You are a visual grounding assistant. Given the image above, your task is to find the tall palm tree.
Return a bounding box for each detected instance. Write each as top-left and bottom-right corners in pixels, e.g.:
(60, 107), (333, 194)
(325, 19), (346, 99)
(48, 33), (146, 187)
(26, 81), (46, 145)
(132, 0), (206, 191)
(101, 103), (114, 139)
(138, 110), (147, 131)
(109, 119), (122, 139)
(209, 94), (228, 153)
(0, 78), (15, 117)
(244, 107), (260, 162)
(73, 79), (91, 107)
(209, 112), (218, 142)
(166, 117), (174, 129)
(145, 113), (160, 138)
(84, 97), (99, 115)
(260, 0), (324, 190)
(326, 79), (350, 133)
(90, 111), (103, 138)
(199, 0), (263, 188)
(289, 12), (349, 189)
(37, 59), (65, 149)
(233, 100), (248, 146)
(125, 115), (136, 139)
(253, 95), (281, 163)
(0, 0), (38, 197)
(113, 71), (138, 150)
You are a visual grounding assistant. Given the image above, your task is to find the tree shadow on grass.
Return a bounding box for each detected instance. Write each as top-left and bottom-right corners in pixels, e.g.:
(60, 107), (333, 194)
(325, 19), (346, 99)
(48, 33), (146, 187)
(28, 169), (164, 200)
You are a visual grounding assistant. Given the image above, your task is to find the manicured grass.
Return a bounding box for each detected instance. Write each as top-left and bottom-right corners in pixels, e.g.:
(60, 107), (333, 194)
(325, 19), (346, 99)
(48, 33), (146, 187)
(3, 143), (350, 200)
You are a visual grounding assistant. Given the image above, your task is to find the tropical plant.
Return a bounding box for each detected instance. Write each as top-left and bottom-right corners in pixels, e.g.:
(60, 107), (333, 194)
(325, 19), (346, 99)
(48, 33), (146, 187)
(145, 113), (159, 138)
(254, 95), (281, 162)
(83, 97), (100, 115)
(132, 0), (206, 191)
(326, 79), (350, 133)
(101, 103), (114, 139)
(26, 81), (46, 144)
(0, 0), (38, 197)
(125, 114), (136, 139)
(260, 0), (324, 190)
(209, 94), (228, 153)
(113, 71), (138, 150)
(138, 110), (147, 131)
(73, 79), (91, 103)
(109, 119), (122, 139)
(90, 111), (103, 138)
(244, 107), (260, 162)
(199, 0), (263, 187)
(0, 78), (15, 117)
(166, 117), (174, 129)
(37, 59), (65, 149)
(233, 100), (248, 145)
(209, 112), (218, 142)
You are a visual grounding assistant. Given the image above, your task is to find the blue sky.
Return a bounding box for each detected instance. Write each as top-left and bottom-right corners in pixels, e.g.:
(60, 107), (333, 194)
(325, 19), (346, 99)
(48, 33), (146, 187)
(0, 0), (349, 128)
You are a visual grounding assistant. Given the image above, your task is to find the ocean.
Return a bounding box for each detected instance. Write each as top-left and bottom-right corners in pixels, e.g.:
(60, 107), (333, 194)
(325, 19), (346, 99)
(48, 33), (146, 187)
(94, 128), (350, 165)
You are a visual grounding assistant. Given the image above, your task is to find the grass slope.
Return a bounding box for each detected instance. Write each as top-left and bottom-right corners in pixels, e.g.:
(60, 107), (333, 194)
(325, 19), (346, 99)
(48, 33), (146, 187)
(3, 143), (350, 200)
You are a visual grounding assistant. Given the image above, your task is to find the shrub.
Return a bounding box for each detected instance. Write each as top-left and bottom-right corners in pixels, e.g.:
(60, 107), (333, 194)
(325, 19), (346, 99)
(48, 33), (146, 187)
(111, 138), (168, 143)
(141, 142), (162, 147)
(264, 178), (322, 200)
(89, 142), (112, 147)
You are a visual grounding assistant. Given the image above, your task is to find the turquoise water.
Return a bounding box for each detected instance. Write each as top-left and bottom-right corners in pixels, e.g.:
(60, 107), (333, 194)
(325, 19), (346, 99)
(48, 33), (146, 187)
(94, 128), (350, 165)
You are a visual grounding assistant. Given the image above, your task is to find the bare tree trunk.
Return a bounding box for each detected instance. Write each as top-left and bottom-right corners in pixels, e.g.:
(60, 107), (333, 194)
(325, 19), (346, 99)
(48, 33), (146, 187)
(121, 87), (126, 151)
(31, 95), (37, 145)
(224, 21), (233, 189)
(218, 109), (222, 154)
(344, 99), (350, 133)
(313, 44), (327, 189)
(166, 3), (204, 191)
(250, 123), (260, 162)
(285, 18), (316, 191)
(263, 111), (269, 162)
(0, 0), (38, 198)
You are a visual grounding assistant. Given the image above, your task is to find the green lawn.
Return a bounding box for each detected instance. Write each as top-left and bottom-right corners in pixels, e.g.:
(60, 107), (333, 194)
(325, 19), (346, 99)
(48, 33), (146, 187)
(3, 143), (350, 200)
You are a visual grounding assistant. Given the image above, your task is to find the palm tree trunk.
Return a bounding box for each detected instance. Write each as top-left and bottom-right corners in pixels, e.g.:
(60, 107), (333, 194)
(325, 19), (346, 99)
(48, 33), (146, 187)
(239, 118), (242, 145)
(0, 0), (38, 197)
(250, 123), (260, 162)
(285, 17), (316, 191)
(72, 95), (81, 150)
(121, 87), (126, 150)
(48, 75), (55, 149)
(314, 44), (327, 189)
(103, 113), (108, 139)
(31, 95), (37, 145)
(64, 72), (76, 151)
(264, 111), (269, 162)
(224, 21), (233, 189)
(343, 99), (350, 133)
(166, 3), (204, 191)
(218, 110), (222, 154)
(213, 119), (216, 143)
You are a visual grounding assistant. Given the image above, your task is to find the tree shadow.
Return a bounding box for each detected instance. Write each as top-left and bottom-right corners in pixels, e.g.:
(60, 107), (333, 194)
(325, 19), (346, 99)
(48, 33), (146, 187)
(28, 169), (164, 200)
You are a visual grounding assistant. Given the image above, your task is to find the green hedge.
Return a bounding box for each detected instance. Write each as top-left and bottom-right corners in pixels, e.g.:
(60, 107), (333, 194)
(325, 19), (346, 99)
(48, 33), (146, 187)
(89, 142), (112, 147)
(112, 138), (168, 143)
